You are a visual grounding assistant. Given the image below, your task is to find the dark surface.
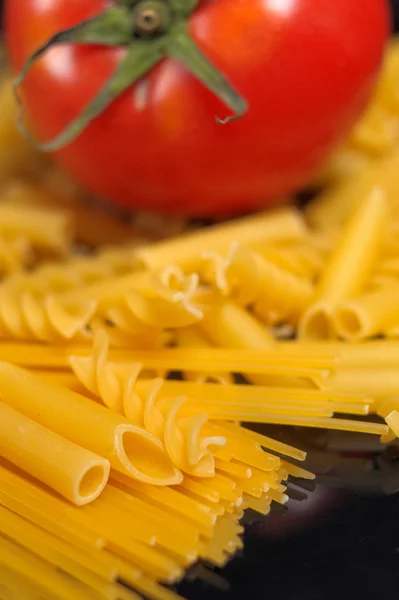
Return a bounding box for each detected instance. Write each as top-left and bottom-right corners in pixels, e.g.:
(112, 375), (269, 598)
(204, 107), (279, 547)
(179, 492), (399, 600)
(1, 1), (399, 599)
(175, 423), (399, 600)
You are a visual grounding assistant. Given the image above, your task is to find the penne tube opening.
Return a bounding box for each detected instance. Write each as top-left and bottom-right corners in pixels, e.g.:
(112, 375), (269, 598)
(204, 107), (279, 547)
(115, 424), (183, 486)
(75, 460), (110, 506)
(333, 286), (399, 341)
(0, 400), (110, 506)
(333, 305), (367, 340)
(298, 303), (333, 341)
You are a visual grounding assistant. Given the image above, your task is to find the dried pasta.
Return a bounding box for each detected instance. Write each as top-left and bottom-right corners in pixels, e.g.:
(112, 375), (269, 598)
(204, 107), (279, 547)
(299, 188), (388, 340)
(0, 234), (33, 275)
(0, 202), (72, 256)
(175, 327), (234, 385)
(333, 282), (399, 340)
(0, 400), (110, 505)
(1, 38), (399, 600)
(0, 362), (182, 486)
(135, 207), (306, 271)
(204, 242), (314, 324)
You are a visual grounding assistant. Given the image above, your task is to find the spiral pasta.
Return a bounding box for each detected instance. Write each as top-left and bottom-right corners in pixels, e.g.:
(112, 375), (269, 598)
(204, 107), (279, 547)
(204, 242), (314, 324)
(0, 284), (95, 342)
(69, 330), (226, 477)
(0, 259), (207, 342)
(67, 330), (383, 484)
(2, 39), (399, 600)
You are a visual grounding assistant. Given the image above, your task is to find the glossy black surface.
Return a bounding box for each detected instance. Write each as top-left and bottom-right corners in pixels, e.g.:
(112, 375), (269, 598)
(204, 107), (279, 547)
(177, 427), (399, 600)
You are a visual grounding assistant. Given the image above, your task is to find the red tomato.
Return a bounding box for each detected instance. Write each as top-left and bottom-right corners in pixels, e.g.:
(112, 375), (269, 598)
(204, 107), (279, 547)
(5, 0), (391, 216)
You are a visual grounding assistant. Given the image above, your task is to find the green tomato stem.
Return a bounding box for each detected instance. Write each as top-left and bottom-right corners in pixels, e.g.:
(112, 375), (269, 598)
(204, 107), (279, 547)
(14, 0), (248, 151)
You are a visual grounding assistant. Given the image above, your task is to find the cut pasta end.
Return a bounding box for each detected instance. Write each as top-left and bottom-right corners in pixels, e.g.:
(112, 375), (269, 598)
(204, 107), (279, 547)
(74, 459), (110, 506)
(298, 304), (333, 341)
(333, 305), (368, 341)
(115, 424), (183, 486)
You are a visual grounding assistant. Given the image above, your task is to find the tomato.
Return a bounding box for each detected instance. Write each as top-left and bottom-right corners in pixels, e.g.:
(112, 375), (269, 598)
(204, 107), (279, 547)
(5, 0), (391, 216)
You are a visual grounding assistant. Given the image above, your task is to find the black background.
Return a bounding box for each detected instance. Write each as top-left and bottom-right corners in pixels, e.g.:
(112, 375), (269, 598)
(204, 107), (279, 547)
(1, 2), (399, 600)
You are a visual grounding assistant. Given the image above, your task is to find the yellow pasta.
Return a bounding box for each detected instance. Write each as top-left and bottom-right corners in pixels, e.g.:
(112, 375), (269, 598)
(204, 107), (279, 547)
(299, 188), (388, 340)
(2, 178), (150, 249)
(0, 203), (72, 256)
(60, 266), (206, 331)
(333, 283), (399, 340)
(1, 242), (138, 298)
(135, 207), (306, 271)
(69, 331), (334, 409)
(0, 362), (182, 486)
(70, 335), (330, 477)
(175, 327), (234, 385)
(129, 379), (227, 478)
(0, 401), (109, 505)
(200, 300), (274, 349)
(277, 339), (399, 366)
(200, 301), (319, 388)
(0, 535), (112, 600)
(222, 414), (387, 436)
(0, 338), (337, 369)
(1, 42), (399, 599)
(312, 40), (399, 187)
(134, 379), (368, 408)
(320, 366), (399, 402)
(204, 242), (314, 324)
(0, 235), (32, 275)
(306, 149), (399, 230)
(258, 242), (325, 281)
(0, 506), (123, 595)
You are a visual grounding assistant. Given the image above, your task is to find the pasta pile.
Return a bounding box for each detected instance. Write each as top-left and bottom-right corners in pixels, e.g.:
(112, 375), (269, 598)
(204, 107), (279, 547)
(1, 38), (399, 600)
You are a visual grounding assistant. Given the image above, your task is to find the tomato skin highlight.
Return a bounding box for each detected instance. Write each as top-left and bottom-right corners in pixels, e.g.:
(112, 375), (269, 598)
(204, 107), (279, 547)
(5, 0), (391, 216)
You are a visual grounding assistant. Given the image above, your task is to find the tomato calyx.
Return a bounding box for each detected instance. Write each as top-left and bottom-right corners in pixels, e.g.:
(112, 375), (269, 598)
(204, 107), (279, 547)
(14, 0), (248, 152)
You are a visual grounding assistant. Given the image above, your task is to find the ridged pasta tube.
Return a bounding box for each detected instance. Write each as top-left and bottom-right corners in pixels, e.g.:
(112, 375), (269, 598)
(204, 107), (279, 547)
(0, 363), (182, 486)
(204, 243), (314, 325)
(333, 283), (399, 341)
(0, 401), (110, 505)
(299, 188), (388, 340)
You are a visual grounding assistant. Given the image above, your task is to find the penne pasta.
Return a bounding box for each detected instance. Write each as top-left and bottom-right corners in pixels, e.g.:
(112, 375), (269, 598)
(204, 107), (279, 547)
(2, 42), (399, 597)
(333, 283), (399, 340)
(0, 363), (182, 486)
(299, 188), (388, 340)
(204, 242), (314, 324)
(0, 401), (110, 505)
